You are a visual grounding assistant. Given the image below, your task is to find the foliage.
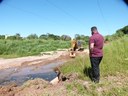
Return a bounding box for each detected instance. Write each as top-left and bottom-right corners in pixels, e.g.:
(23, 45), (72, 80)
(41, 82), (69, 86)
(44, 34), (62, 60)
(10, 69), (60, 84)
(61, 35), (71, 41)
(0, 33), (72, 41)
(27, 34), (38, 39)
(3, 33), (22, 40)
(75, 34), (89, 42)
(105, 25), (128, 41)
(0, 35), (5, 39)
(39, 34), (48, 40)
(0, 39), (70, 58)
(39, 34), (71, 41)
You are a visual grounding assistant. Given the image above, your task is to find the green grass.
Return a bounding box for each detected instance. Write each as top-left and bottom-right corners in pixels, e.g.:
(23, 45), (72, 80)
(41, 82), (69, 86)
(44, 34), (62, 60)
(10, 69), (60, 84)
(101, 35), (128, 76)
(61, 56), (88, 80)
(61, 35), (128, 96)
(66, 80), (88, 95)
(0, 39), (70, 58)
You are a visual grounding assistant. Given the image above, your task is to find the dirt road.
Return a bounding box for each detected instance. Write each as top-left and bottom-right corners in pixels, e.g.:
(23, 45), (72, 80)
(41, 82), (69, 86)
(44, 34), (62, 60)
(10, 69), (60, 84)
(0, 50), (67, 70)
(0, 49), (89, 70)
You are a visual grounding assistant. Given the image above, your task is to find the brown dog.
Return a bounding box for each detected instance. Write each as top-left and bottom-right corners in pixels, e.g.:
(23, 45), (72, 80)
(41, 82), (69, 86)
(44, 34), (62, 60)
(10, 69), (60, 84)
(54, 67), (67, 82)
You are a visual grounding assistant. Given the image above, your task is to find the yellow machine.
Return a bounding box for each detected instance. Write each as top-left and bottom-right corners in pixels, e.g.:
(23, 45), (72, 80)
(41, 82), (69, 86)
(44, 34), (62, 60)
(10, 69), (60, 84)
(71, 39), (77, 51)
(69, 50), (76, 58)
(70, 39), (77, 58)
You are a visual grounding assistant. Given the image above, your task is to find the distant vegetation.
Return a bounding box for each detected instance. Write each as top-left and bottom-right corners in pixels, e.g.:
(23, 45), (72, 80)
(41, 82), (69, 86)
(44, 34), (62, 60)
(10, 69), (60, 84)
(0, 40), (71, 58)
(105, 25), (128, 41)
(0, 33), (72, 41)
(0, 33), (89, 41)
(0, 33), (89, 58)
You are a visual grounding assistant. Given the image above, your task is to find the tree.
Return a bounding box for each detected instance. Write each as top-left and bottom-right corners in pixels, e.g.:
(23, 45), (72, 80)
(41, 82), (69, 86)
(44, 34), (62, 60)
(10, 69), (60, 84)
(27, 34), (38, 39)
(115, 25), (128, 35)
(15, 33), (20, 37)
(116, 30), (124, 37)
(84, 36), (89, 43)
(74, 34), (89, 43)
(80, 35), (85, 40)
(0, 35), (5, 39)
(7, 36), (16, 40)
(75, 34), (81, 40)
(39, 34), (48, 40)
(122, 26), (128, 34)
(54, 35), (60, 40)
(15, 33), (22, 40)
(47, 33), (61, 40)
(105, 35), (112, 41)
(61, 35), (71, 41)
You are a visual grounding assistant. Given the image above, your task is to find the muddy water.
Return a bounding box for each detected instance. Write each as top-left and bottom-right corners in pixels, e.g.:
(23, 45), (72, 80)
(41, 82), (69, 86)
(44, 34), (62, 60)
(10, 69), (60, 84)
(0, 62), (64, 86)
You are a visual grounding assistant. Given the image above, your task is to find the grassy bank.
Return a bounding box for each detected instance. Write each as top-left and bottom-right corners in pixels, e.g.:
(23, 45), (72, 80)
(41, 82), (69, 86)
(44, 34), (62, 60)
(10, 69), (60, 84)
(0, 39), (70, 58)
(61, 35), (128, 96)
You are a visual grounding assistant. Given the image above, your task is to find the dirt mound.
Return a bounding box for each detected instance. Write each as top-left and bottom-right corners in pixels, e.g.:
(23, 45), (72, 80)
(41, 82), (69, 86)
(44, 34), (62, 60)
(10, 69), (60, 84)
(22, 78), (49, 88)
(0, 73), (80, 96)
(0, 78), (50, 96)
(0, 83), (18, 96)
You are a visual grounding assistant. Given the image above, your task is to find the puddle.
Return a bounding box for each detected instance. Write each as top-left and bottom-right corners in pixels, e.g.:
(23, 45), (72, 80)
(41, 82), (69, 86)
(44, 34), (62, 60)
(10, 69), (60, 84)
(0, 61), (64, 86)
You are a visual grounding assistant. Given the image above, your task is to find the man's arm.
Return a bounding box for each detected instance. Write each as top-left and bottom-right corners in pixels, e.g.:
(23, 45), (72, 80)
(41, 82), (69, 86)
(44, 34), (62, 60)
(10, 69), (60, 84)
(90, 43), (94, 52)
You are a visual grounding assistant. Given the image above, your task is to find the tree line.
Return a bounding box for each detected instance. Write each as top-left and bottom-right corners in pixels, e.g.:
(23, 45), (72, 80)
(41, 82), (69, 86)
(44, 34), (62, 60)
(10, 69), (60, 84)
(105, 25), (128, 41)
(0, 33), (71, 41)
(1, 25), (127, 42)
(0, 33), (89, 42)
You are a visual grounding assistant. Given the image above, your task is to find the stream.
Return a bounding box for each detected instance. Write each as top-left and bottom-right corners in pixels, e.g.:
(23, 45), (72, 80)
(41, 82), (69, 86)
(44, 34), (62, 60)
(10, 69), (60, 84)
(0, 61), (64, 86)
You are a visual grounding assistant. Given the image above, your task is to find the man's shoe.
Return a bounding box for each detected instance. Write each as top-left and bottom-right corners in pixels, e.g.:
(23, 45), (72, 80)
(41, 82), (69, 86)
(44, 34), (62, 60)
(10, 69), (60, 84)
(94, 79), (99, 83)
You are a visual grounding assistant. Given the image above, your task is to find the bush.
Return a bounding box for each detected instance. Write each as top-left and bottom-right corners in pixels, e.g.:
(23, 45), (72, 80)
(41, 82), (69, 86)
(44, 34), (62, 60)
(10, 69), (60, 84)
(0, 39), (71, 58)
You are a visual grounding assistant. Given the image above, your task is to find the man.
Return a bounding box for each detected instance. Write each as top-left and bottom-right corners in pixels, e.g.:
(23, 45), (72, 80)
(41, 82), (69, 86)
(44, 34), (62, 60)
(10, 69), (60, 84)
(89, 26), (104, 83)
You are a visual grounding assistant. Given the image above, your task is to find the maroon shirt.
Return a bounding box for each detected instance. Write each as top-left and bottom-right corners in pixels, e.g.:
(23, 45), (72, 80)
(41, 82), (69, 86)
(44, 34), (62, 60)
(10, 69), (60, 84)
(89, 32), (104, 57)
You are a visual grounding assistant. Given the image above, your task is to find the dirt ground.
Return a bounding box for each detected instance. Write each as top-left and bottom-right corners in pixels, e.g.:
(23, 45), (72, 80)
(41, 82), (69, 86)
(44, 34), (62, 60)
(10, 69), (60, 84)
(0, 49), (89, 70)
(0, 49), (89, 96)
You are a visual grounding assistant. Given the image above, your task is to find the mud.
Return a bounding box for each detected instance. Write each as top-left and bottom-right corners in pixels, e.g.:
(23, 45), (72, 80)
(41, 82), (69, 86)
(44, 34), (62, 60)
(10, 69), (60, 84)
(0, 62), (64, 86)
